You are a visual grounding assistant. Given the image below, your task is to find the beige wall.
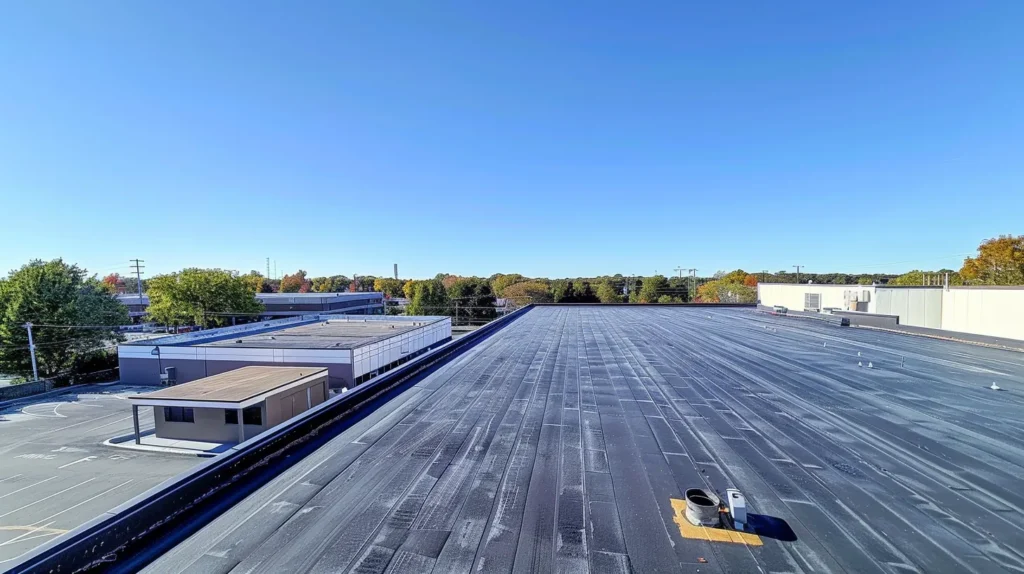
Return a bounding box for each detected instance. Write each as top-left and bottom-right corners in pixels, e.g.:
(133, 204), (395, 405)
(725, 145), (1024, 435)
(941, 288), (1024, 341)
(153, 405), (264, 443)
(757, 284), (875, 312)
(152, 373), (329, 443)
(264, 377), (328, 428)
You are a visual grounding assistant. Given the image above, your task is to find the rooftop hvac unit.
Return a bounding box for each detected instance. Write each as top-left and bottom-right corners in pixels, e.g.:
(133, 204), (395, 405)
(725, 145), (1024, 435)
(804, 293), (822, 312)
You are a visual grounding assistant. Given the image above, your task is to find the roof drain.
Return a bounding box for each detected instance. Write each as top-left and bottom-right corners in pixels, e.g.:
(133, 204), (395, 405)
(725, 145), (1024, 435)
(684, 488), (721, 527)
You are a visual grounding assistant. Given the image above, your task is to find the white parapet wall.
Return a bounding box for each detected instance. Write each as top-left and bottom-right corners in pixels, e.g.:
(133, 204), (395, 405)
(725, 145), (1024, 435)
(757, 283), (1024, 342)
(756, 283), (876, 313)
(941, 287), (1024, 341)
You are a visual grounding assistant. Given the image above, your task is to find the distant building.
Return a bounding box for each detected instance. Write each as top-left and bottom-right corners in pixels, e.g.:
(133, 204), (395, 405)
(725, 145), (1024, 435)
(757, 283), (1024, 341)
(118, 314), (452, 388)
(128, 366), (328, 445)
(116, 294), (150, 323)
(115, 291), (385, 323)
(257, 292), (383, 317)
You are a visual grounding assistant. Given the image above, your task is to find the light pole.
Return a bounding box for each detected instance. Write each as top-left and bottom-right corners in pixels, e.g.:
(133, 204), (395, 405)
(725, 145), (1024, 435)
(24, 322), (39, 381)
(793, 265), (803, 284)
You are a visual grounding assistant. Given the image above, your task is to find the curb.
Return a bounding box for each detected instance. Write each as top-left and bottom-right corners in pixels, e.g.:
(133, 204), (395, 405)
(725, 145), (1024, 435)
(102, 434), (221, 458)
(0, 385), (88, 409)
(0, 380), (124, 409)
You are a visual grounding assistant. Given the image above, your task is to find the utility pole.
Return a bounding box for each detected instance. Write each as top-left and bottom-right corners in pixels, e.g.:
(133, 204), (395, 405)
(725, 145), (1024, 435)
(793, 265), (803, 284)
(674, 266), (685, 278)
(129, 259), (145, 303)
(24, 322), (39, 381)
(393, 263), (398, 280)
(274, 261), (277, 280)
(762, 270), (768, 283)
(266, 257), (271, 278)
(687, 269), (697, 302)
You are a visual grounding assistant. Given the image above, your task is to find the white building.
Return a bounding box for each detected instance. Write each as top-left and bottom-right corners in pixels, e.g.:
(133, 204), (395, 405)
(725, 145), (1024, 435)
(757, 283), (1024, 341)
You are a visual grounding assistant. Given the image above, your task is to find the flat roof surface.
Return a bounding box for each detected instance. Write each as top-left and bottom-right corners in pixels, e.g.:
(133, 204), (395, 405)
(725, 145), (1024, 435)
(199, 320), (431, 350)
(148, 306), (1024, 573)
(129, 366), (326, 404)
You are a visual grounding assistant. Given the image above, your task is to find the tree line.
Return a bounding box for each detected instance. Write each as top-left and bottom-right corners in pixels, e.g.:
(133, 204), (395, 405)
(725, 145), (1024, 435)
(3, 235), (1020, 381)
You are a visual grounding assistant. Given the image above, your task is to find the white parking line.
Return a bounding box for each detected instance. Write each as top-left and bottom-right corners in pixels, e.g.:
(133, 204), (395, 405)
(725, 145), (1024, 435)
(0, 478), (97, 519)
(0, 475), (22, 485)
(0, 477), (58, 501)
(57, 456), (97, 469)
(84, 414), (138, 433)
(28, 479), (134, 527)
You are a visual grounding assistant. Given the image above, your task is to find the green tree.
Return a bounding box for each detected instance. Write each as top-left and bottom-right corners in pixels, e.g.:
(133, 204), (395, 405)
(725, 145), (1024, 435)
(373, 278), (406, 298)
(0, 259), (129, 378)
(502, 281), (553, 304)
(596, 280), (624, 303)
(280, 270), (308, 293)
(889, 270), (964, 286)
(637, 275), (668, 303)
(857, 276), (874, 285)
(448, 278), (497, 322)
(242, 271), (274, 293)
(491, 274), (525, 297)
(961, 235), (1024, 285)
(146, 268), (264, 328)
(311, 275), (349, 293)
(696, 279), (756, 303)
(405, 279), (450, 315)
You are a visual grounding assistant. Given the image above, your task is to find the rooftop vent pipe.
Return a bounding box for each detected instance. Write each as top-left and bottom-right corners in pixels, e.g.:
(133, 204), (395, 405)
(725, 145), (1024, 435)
(684, 488), (721, 527)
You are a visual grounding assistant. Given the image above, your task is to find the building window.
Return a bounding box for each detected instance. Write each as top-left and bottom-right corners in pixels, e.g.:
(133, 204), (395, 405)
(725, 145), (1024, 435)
(224, 407), (262, 425)
(164, 406), (194, 423)
(242, 406), (262, 426)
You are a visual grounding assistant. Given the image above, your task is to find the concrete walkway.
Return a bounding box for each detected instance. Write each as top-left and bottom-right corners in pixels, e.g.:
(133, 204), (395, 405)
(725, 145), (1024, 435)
(104, 431), (234, 457)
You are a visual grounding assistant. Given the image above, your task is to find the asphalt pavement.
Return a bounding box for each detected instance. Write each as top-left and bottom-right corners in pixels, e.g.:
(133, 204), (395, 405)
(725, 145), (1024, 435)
(0, 385), (202, 567)
(143, 306), (1024, 573)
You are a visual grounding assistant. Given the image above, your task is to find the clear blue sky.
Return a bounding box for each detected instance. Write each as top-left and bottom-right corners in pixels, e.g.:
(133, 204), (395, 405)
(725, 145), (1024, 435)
(1, 1), (1021, 280)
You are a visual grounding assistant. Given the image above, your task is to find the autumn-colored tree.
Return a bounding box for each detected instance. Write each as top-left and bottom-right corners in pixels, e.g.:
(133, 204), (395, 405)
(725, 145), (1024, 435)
(491, 274), (525, 297)
(960, 235), (1024, 285)
(373, 278), (405, 298)
(242, 271), (274, 293)
(440, 274), (463, 290)
(280, 270), (308, 293)
(101, 273), (124, 294)
(743, 274), (758, 287)
(502, 281), (553, 304)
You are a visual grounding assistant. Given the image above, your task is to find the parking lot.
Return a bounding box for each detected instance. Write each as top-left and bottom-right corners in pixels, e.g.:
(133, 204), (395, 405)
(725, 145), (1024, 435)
(0, 385), (201, 566)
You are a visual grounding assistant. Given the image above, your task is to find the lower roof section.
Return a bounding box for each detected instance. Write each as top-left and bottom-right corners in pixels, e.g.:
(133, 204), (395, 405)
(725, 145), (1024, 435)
(146, 306), (1024, 574)
(129, 366), (326, 406)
